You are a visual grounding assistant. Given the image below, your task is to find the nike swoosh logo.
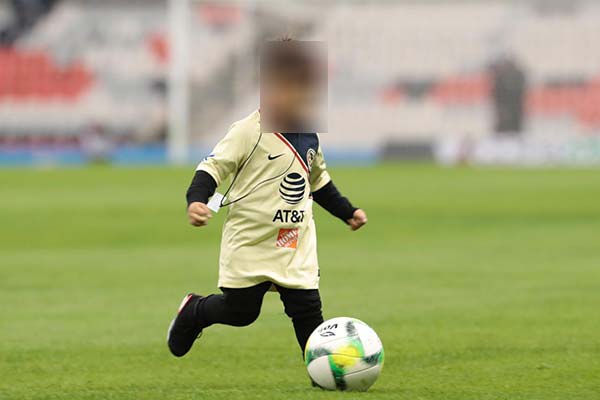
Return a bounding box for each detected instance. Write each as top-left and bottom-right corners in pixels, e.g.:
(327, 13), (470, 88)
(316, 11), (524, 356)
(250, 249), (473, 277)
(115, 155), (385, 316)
(268, 153), (284, 160)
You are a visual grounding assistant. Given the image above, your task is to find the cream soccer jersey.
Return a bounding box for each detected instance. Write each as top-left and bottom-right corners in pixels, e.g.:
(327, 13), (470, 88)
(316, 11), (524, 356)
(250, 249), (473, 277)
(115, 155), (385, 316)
(197, 110), (331, 289)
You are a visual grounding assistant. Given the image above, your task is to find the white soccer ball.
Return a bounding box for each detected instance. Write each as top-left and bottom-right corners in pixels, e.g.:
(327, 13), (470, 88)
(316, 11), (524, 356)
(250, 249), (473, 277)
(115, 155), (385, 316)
(304, 317), (384, 391)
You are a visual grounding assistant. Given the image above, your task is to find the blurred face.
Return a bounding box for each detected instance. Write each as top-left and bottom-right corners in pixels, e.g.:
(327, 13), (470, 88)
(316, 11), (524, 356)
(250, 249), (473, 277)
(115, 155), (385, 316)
(261, 71), (324, 132)
(260, 41), (327, 133)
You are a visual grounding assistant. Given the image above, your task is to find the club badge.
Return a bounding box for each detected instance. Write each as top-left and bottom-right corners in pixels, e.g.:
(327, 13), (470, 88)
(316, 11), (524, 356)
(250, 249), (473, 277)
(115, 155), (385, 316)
(306, 148), (316, 171)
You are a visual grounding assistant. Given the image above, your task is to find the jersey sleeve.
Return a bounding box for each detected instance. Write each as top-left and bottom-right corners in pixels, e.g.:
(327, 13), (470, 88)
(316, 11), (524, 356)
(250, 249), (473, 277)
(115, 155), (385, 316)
(196, 123), (255, 186)
(309, 144), (331, 192)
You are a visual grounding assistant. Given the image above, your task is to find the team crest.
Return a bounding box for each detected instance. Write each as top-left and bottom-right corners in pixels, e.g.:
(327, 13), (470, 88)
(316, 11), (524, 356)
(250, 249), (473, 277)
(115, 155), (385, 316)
(306, 148), (316, 171)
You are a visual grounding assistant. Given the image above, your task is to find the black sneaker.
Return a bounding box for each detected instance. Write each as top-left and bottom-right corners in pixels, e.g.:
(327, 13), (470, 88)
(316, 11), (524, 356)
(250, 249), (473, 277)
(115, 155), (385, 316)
(167, 293), (204, 357)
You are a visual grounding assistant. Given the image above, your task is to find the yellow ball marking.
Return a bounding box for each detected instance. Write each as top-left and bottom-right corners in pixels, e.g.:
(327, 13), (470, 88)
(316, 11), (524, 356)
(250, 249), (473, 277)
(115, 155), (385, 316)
(330, 344), (360, 368)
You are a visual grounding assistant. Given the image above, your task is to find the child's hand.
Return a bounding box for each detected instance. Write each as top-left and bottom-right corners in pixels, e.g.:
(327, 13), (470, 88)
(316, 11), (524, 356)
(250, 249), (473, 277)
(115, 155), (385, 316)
(347, 209), (368, 231)
(187, 202), (212, 227)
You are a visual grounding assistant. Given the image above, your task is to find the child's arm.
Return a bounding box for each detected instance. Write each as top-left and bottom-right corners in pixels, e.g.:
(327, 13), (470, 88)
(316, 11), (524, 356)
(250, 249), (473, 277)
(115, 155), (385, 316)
(185, 171), (217, 227)
(310, 143), (367, 231)
(312, 181), (367, 231)
(185, 121), (253, 227)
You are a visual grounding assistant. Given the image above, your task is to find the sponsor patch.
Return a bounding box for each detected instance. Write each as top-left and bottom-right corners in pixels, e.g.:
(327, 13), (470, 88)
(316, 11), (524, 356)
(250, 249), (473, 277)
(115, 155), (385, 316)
(306, 148), (316, 171)
(276, 228), (299, 249)
(279, 173), (306, 205)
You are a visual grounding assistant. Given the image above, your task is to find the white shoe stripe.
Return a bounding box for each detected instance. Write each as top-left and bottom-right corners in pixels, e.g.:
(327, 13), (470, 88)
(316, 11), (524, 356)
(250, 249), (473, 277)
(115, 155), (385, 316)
(178, 294), (193, 313)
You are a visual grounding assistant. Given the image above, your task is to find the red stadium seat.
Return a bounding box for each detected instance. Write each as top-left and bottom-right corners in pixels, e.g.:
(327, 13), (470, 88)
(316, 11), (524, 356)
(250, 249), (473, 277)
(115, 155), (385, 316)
(0, 48), (94, 101)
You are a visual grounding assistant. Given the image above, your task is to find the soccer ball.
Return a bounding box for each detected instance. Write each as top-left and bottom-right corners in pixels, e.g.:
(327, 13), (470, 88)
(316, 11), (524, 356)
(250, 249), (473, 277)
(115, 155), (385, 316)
(304, 317), (384, 391)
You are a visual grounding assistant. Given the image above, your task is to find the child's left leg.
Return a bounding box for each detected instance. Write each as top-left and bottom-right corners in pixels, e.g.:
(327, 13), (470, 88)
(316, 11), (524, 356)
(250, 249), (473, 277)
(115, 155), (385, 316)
(276, 286), (324, 353)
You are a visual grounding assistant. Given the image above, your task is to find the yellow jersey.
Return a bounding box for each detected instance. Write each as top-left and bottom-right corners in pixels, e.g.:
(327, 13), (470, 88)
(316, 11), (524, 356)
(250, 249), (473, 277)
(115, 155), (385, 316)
(197, 110), (331, 289)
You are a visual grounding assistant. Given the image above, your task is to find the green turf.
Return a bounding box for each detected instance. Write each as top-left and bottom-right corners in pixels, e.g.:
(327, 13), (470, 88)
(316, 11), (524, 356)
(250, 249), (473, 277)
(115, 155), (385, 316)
(1, 164), (599, 399)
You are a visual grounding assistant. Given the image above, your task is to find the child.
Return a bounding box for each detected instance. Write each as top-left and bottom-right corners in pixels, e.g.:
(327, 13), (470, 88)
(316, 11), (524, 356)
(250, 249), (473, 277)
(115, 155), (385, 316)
(167, 41), (367, 358)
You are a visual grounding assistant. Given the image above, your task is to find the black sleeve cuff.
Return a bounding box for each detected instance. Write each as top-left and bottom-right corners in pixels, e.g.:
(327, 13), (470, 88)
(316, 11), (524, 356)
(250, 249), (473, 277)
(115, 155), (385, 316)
(312, 181), (357, 224)
(186, 170), (217, 206)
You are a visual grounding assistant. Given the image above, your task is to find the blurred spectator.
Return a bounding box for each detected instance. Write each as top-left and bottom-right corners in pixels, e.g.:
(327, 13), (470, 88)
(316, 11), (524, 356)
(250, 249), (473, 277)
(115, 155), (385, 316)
(490, 56), (527, 135)
(0, 0), (56, 45)
(80, 123), (112, 164)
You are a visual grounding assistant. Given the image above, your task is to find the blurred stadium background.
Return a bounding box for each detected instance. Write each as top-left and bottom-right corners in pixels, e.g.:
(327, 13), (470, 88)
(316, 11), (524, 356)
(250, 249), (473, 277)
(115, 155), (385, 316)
(1, 0), (600, 166)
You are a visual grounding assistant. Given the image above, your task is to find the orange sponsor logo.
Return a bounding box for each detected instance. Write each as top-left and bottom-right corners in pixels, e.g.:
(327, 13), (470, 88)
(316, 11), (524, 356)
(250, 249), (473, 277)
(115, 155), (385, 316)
(276, 228), (299, 249)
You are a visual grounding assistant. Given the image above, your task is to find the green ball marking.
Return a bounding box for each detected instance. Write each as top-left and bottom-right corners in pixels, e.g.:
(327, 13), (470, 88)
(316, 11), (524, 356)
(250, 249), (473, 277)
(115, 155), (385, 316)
(378, 347), (385, 366)
(328, 354), (347, 390)
(349, 337), (365, 357)
(305, 346), (329, 366)
(363, 349), (384, 366)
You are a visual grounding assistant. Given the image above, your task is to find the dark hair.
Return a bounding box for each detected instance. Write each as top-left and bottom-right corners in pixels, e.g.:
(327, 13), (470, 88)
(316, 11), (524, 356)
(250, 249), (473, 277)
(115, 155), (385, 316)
(261, 40), (323, 83)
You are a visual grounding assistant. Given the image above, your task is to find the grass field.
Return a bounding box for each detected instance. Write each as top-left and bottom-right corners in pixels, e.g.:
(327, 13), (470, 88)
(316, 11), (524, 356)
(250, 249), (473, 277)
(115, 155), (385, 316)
(1, 164), (599, 399)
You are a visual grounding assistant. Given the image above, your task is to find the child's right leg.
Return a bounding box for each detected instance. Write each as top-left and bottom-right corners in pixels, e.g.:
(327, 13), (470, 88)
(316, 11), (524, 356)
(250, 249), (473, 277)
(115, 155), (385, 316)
(200, 282), (272, 328)
(167, 281), (271, 357)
